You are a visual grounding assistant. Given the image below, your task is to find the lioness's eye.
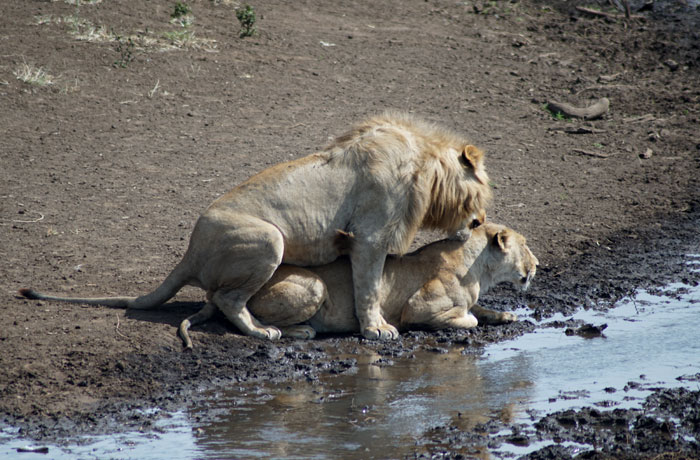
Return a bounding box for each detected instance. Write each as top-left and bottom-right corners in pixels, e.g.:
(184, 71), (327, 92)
(469, 219), (482, 229)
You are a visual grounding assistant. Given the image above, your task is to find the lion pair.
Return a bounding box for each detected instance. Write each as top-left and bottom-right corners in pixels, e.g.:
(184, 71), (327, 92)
(21, 112), (538, 348)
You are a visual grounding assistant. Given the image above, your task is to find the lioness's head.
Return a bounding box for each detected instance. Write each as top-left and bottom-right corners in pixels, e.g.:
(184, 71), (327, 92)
(482, 223), (538, 291)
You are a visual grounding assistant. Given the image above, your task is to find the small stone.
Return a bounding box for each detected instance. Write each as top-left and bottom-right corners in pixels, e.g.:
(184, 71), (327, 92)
(639, 148), (653, 159)
(663, 59), (679, 71)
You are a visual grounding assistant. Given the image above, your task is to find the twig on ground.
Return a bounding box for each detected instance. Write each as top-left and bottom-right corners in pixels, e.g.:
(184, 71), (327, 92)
(623, 114), (657, 123)
(115, 313), (128, 339)
(598, 73), (622, 82)
(1, 211), (45, 224)
(549, 126), (607, 134)
(575, 6), (643, 20)
(148, 79), (160, 98)
(571, 149), (611, 159)
(576, 84), (635, 94)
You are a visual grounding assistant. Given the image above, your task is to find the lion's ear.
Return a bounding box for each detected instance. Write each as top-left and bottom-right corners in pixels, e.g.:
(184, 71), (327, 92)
(460, 145), (483, 170)
(493, 230), (509, 252)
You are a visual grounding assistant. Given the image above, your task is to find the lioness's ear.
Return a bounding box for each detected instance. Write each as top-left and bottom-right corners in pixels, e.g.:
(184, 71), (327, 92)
(493, 230), (509, 252)
(459, 145), (483, 170)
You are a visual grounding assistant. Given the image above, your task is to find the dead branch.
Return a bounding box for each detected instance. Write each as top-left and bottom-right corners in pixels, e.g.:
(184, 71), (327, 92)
(575, 6), (644, 20)
(547, 98), (610, 120)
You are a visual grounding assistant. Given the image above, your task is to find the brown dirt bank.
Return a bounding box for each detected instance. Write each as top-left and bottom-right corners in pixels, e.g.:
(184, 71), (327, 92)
(1, 0), (699, 453)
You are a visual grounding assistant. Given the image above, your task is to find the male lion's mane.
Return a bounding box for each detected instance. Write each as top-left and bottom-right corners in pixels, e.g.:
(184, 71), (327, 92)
(327, 111), (492, 255)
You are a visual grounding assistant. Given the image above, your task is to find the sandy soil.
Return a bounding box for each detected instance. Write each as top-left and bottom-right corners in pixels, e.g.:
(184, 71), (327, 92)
(1, 0), (699, 456)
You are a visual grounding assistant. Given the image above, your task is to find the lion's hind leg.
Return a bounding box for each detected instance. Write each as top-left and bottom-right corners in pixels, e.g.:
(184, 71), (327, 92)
(195, 216), (286, 341)
(212, 290), (282, 340)
(470, 304), (517, 326)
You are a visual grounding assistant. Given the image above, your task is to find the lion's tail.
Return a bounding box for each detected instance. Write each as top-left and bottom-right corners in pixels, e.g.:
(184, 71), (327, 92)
(19, 262), (190, 310)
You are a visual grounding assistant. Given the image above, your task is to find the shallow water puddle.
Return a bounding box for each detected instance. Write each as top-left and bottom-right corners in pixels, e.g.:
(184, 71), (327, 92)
(187, 348), (528, 459)
(485, 278), (700, 457)
(484, 282), (700, 415)
(2, 261), (699, 459)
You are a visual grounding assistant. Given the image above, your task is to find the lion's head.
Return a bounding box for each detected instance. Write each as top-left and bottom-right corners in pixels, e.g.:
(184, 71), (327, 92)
(420, 142), (492, 240)
(327, 112), (492, 253)
(482, 223), (538, 291)
(361, 113), (493, 241)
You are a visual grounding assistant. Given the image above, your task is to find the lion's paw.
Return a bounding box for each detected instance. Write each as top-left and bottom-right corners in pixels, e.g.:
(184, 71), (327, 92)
(254, 325), (282, 341)
(268, 326), (282, 341)
(362, 324), (399, 341)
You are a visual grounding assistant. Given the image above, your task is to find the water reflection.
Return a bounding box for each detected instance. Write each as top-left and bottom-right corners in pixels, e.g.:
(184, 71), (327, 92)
(190, 269), (700, 459)
(190, 348), (534, 459)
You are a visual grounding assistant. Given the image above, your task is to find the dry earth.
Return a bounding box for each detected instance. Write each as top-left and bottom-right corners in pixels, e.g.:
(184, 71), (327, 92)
(1, 0), (699, 457)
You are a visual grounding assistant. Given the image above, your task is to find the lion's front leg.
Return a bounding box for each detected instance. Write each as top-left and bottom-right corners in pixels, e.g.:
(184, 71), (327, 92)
(350, 247), (399, 341)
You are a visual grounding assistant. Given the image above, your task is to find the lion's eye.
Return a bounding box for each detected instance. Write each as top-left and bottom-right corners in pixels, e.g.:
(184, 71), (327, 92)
(469, 219), (482, 229)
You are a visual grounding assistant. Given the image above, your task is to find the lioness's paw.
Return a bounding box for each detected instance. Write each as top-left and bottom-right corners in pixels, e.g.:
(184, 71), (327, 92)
(362, 324), (399, 341)
(282, 325), (316, 340)
(500, 312), (518, 323)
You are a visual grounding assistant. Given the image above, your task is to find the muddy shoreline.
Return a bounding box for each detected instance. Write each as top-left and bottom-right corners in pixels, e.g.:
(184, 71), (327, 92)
(2, 0), (699, 457)
(416, 385), (700, 459)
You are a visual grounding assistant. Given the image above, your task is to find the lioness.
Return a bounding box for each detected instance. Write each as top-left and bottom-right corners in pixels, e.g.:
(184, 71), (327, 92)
(21, 112), (491, 341)
(179, 222), (538, 348)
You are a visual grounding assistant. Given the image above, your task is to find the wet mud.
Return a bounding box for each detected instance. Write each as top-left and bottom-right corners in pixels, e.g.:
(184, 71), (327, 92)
(415, 386), (700, 459)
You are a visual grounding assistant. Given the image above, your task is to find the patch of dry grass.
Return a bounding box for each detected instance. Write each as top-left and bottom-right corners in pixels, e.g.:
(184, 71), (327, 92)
(34, 13), (217, 52)
(13, 63), (56, 87)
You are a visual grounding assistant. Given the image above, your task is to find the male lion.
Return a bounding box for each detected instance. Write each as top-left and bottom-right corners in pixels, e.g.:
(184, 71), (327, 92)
(21, 112), (491, 341)
(179, 222), (538, 348)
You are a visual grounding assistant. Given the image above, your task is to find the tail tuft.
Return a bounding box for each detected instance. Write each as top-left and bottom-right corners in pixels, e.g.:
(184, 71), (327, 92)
(19, 288), (40, 299)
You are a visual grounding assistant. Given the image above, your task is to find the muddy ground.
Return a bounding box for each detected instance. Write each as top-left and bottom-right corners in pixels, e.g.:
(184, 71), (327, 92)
(1, 0), (699, 457)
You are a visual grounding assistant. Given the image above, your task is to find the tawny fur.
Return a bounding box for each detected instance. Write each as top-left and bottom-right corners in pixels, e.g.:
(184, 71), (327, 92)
(179, 222), (538, 348)
(21, 112), (492, 342)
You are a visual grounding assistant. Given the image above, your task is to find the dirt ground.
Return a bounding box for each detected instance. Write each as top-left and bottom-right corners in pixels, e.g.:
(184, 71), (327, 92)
(1, 0), (699, 457)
